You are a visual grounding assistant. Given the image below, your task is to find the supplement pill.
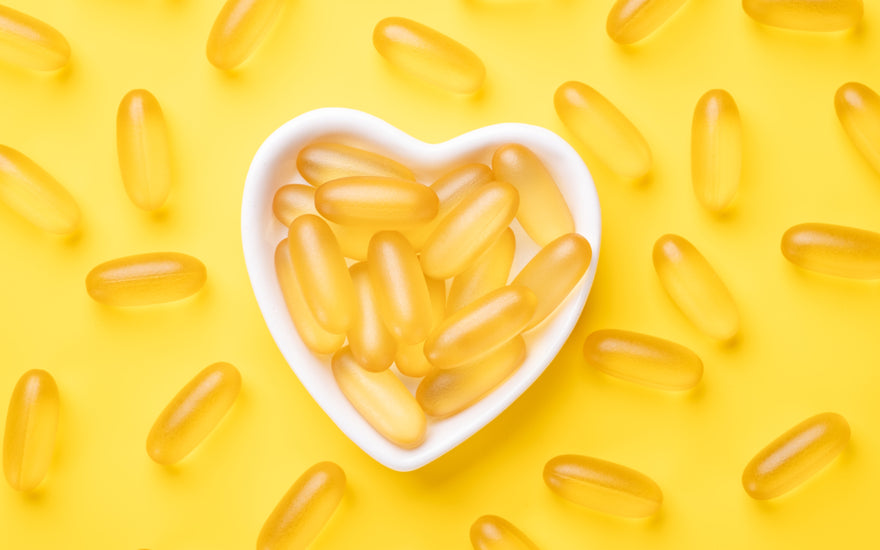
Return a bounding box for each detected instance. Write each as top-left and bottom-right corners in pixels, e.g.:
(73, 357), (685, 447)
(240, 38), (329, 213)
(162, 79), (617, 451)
(470, 515), (540, 550)
(348, 262), (397, 371)
(692, 89), (741, 213)
(3, 370), (58, 491)
(117, 89), (172, 211)
(206, 0), (285, 70)
(86, 252), (207, 306)
(448, 228), (516, 313)
(606, 0), (690, 44)
(835, 82), (880, 176)
(315, 176), (438, 226)
(743, 0), (863, 31)
(296, 143), (414, 187)
(395, 275), (446, 378)
(0, 4), (69, 71)
(781, 223), (880, 279)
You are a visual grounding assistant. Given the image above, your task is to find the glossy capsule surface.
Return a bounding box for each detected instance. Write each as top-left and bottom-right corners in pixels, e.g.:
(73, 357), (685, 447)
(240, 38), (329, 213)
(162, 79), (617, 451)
(743, 0), (863, 31)
(117, 90), (172, 211)
(448, 228), (515, 313)
(554, 81), (652, 180)
(653, 234), (739, 341)
(146, 363), (241, 465)
(742, 412), (850, 500)
(257, 461), (345, 550)
(0, 4), (69, 71)
(781, 223), (880, 279)
(606, 0), (689, 44)
(0, 145), (80, 235)
(315, 176), (438, 226)
(296, 143), (414, 187)
(835, 82), (880, 175)
(470, 515), (540, 550)
(692, 89), (741, 213)
(86, 252), (207, 306)
(206, 0), (285, 70)
(3, 370), (58, 491)
(544, 455), (663, 518)
(348, 262), (397, 371)
(395, 276), (446, 378)
(372, 17), (486, 94)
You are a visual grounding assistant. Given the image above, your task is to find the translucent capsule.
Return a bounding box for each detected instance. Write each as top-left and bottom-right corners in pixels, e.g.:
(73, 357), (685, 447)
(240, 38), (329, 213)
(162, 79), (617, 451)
(781, 222), (880, 279)
(583, 329), (703, 390)
(448, 228), (516, 313)
(692, 89), (741, 213)
(315, 176), (438, 226)
(421, 181), (519, 279)
(492, 145), (574, 246)
(543, 455), (663, 518)
(348, 262), (397, 371)
(3, 370), (58, 491)
(86, 252), (207, 306)
(395, 276), (446, 378)
(288, 215), (356, 334)
(513, 233), (592, 330)
(470, 515), (540, 550)
(372, 17), (486, 94)
(606, 0), (690, 44)
(743, 0), (863, 31)
(146, 362), (241, 465)
(0, 145), (80, 235)
(835, 82), (880, 176)
(425, 285), (536, 370)
(0, 4), (69, 71)
(332, 347), (426, 448)
(742, 412), (850, 500)
(296, 143), (414, 187)
(653, 234), (739, 341)
(117, 89), (172, 211)
(206, 0), (285, 70)
(257, 461), (345, 550)
(554, 81), (652, 180)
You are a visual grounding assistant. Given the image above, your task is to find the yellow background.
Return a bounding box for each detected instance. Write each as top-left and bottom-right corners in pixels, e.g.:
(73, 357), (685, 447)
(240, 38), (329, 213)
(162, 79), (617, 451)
(1, 0), (878, 547)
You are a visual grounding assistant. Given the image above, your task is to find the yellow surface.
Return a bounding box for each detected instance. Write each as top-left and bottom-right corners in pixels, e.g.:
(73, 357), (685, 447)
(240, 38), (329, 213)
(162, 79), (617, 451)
(1, 0), (879, 548)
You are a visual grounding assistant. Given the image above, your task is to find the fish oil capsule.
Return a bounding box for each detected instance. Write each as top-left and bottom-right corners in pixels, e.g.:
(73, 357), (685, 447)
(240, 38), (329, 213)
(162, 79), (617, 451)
(332, 347), (426, 448)
(492, 145), (574, 246)
(448, 228), (515, 313)
(742, 412), (850, 500)
(315, 176), (439, 226)
(513, 233), (592, 330)
(372, 17), (486, 94)
(296, 143), (414, 187)
(288, 215), (356, 333)
(395, 276), (446, 378)
(692, 89), (741, 213)
(653, 234), (739, 341)
(3, 370), (58, 491)
(86, 252), (207, 306)
(421, 181), (519, 279)
(117, 89), (172, 211)
(0, 5), (69, 71)
(606, 0), (690, 44)
(583, 329), (703, 390)
(348, 262), (397, 371)
(425, 285), (536, 370)
(0, 145), (80, 235)
(470, 515), (540, 550)
(543, 455), (663, 518)
(206, 0), (285, 70)
(554, 81), (652, 180)
(258, 461), (345, 550)
(835, 82), (880, 175)
(743, 0), (863, 31)
(146, 362), (241, 465)
(781, 223), (880, 278)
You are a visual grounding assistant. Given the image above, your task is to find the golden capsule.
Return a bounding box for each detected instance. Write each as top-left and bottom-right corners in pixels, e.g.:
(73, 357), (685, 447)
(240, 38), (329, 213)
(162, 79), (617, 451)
(781, 222), (880, 279)
(348, 262), (397, 371)
(421, 181), (519, 279)
(742, 412), (850, 500)
(692, 89), (741, 213)
(85, 252), (207, 306)
(0, 4), (69, 71)
(835, 82), (880, 176)
(296, 143), (414, 187)
(257, 461), (345, 550)
(0, 145), (80, 235)
(470, 515), (540, 550)
(206, 0), (285, 70)
(543, 455), (663, 518)
(448, 228), (516, 314)
(743, 0), (863, 31)
(583, 329), (703, 390)
(116, 89), (172, 211)
(3, 370), (58, 491)
(146, 362), (241, 465)
(315, 176), (438, 226)
(287, 215), (356, 334)
(554, 81), (652, 180)
(372, 17), (486, 94)
(606, 0), (690, 44)
(395, 275), (446, 378)
(332, 347), (426, 448)
(653, 234), (739, 341)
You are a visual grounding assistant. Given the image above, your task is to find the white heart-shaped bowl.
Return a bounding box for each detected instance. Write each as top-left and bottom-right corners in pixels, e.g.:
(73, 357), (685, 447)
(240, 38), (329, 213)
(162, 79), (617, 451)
(242, 108), (601, 471)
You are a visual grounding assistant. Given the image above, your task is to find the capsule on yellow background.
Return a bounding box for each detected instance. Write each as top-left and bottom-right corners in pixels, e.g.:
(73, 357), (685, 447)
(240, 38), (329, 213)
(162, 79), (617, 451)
(606, 0), (690, 44)
(206, 0), (285, 70)
(692, 89), (741, 213)
(743, 0), (863, 31)
(117, 89), (172, 211)
(86, 252), (207, 306)
(653, 234), (739, 341)
(0, 4), (70, 71)
(146, 362), (241, 465)
(583, 329), (703, 390)
(492, 144), (574, 246)
(296, 143), (414, 187)
(257, 461), (345, 550)
(513, 233), (592, 330)
(781, 222), (880, 279)
(288, 215), (356, 334)
(332, 347), (426, 448)
(742, 412), (850, 500)
(372, 17), (486, 94)
(470, 514), (540, 550)
(835, 82), (880, 176)
(421, 181), (519, 279)
(554, 81), (652, 180)
(315, 176), (438, 226)
(425, 285), (536, 370)
(448, 228), (515, 313)
(395, 276), (446, 378)
(0, 145), (80, 235)
(348, 262), (397, 372)
(543, 454), (663, 518)
(3, 370), (58, 491)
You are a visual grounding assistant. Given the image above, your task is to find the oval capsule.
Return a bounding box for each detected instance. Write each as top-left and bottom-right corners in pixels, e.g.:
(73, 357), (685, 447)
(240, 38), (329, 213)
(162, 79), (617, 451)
(296, 143), (414, 187)
(692, 89), (741, 213)
(315, 176), (438, 226)
(743, 0), (863, 31)
(543, 455), (663, 518)
(470, 515), (540, 550)
(606, 0), (690, 44)
(206, 0), (285, 70)
(395, 275), (446, 378)
(86, 252), (207, 306)
(3, 370), (58, 491)
(372, 17), (486, 94)
(0, 5), (70, 71)
(835, 82), (880, 176)
(448, 228), (516, 314)
(117, 89), (172, 211)
(781, 222), (880, 279)
(742, 412), (850, 500)
(348, 262), (397, 371)
(146, 362), (241, 465)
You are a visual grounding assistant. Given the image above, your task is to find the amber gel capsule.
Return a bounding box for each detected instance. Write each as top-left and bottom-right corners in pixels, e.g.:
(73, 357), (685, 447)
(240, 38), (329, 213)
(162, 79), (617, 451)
(782, 223), (880, 279)
(258, 461), (345, 550)
(3, 370), (58, 491)
(315, 176), (439, 226)
(117, 90), (172, 211)
(86, 252), (207, 306)
(0, 5), (69, 71)
(206, 0), (285, 70)
(544, 455), (663, 518)
(470, 514), (540, 550)
(395, 276), (446, 378)
(448, 228), (515, 313)
(348, 262), (397, 371)
(742, 413), (850, 500)
(296, 143), (414, 187)
(606, 0), (689, 44)
(692, 89), (741, 213)
(835, 82), (880, 176)
(743, 0), (863, 31)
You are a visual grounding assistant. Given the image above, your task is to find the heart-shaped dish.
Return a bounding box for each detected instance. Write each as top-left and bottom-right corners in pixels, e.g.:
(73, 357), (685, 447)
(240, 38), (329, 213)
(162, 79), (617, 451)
(242, 107), (601, 471)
